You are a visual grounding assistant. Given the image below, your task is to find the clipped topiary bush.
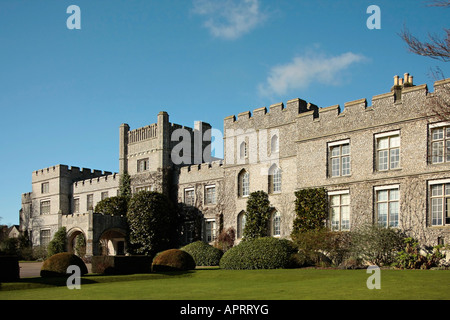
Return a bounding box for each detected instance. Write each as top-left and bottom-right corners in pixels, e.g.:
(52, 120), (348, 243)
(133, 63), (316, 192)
(152, 249), (196, 272)
(219, 237), (297, 270)
(181, 241), (223, 266)
(40, 252), (88, 278)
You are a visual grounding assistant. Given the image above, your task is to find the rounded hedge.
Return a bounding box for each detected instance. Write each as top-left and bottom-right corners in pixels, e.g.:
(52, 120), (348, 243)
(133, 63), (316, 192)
(152, 249), (196, 272)
(41, 252), (88, 278)
(181, 241), (223, 266)
(219, 237), (297, 270)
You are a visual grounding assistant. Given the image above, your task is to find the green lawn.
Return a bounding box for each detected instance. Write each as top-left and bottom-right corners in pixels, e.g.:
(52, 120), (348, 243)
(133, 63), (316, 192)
(1, 268), (449, 300)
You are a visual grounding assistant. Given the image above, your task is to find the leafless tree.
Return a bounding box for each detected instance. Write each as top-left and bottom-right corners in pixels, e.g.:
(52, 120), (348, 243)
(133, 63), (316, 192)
(399, 0), (450, 120)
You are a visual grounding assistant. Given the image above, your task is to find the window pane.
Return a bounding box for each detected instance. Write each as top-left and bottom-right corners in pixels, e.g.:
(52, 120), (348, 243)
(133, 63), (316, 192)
(432, 141), (444, 163)
(377, 190), (388, 202)
(389, 201), (399, 227)
(331, 158), (340, 177)
(341, 206), (350, 230)
(378, 150), (388, 170)
(432, 185), (443, 197)
(446, 140), (450, 162)
(341, 194), (350, 205)
(389, 189), (399, 201)
(432, 128), (444, 141)
(331, 146), (340, 157)
(342, 156), (351, 175)
(390, 135), (400, 148)
(390, 148), (400, 169)
(446, 127), (450, 138)
(378, 137), (389, 150)
(331, 207), (340, 231)
(378, 203), (388, 227)
(432, 198), (443, 226)
(330, 195), (340, 206)
(341, 144), (350, 155)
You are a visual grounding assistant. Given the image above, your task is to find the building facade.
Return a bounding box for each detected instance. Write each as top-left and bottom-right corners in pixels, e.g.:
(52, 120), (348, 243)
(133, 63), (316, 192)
(20, 74), (450, 256)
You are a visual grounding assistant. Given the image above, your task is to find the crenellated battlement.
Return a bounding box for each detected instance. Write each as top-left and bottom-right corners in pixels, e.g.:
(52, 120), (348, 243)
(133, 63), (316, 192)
(224, 97), (318, 127)
(128, 123), (158, 144)
(32, 164), (114, 183)
(180, 160), (224, 174)
(73, 172), (119, 189)
(170, 122), (194, 134)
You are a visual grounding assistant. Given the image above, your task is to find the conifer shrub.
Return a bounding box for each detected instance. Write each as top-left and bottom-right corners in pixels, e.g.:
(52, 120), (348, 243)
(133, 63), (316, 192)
(94, 195), (128, 216)
(47, 227), (67, 257)
(40, 252), (88, 278)
(181, 241), (223, 266)
(151, 249), (196, 272)
(219, 237), (297, 270)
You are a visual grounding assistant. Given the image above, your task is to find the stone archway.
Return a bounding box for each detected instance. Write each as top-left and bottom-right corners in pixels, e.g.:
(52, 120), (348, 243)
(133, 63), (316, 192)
(99, 228), (127, 256)
(66, 228), (86, 257)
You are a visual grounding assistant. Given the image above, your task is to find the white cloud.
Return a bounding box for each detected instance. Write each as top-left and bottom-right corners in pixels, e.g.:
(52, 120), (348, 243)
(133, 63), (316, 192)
(192, 0), (267, 40)
(258, 52), (367, 97)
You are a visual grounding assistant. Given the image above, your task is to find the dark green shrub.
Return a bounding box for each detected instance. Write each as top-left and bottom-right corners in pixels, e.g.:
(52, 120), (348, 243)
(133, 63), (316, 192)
(291, 188), (328, 235)
(47, 227), (67, 257)
(219, 237), (296, 270)
(152, 249), (196, 272)
(181, 241), (223, 266)
(243, 191), (273, 240)
(127, 191), (178, 256)
(91, 255), (153, 275)
(40, 252), (88, 278)
(94, 196), (128, 216)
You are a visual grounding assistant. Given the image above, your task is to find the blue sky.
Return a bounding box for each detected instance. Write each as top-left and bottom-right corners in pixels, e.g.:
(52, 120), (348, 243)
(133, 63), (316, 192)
(0, 0), (448, 226)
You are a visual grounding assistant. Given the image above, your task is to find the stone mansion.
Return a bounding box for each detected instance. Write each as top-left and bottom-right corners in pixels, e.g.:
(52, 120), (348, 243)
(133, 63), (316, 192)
(20, 74), (450, 257)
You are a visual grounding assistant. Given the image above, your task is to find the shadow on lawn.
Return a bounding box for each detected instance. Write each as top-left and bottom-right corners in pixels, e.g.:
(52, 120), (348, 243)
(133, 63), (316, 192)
(0, 270), (197, 291)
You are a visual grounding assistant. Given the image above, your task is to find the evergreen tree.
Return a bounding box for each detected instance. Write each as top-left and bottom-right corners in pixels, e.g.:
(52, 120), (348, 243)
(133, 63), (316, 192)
(243, 191), (273, 240)
(119, 171), (132, 200)
(47, 227), (67, 257)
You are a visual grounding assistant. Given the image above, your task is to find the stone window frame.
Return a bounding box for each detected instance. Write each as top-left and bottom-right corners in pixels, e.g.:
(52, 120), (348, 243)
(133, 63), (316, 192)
(204, 218), (217, 243)
(73, 197), (80, 214)
(40, 200), (51, 215)
(374, 184), (400, 228)
(328, 190), (350, 231)
(374, 130), (401, 172)
(40, 229), (51, 247)
(41, 182), (49, 194)
(328, 139), (351, 178)
(137, 158), (150, 173)
(428, 178), (450, 227)
(429, 121), (450, 164)
(270, 211), (281, 237)
(101, 191), (109, 201)
(184, 187), (195, 206)
(135, 185), (153, 193)
(87, 194), (94, 211)
(204, 184), (216, 205)
(268, 164), (282, 194)
(238, 169), (250, 198)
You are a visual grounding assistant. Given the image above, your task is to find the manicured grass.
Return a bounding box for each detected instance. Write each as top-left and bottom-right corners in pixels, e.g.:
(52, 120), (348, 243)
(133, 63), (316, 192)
(1, 268), (449, 300)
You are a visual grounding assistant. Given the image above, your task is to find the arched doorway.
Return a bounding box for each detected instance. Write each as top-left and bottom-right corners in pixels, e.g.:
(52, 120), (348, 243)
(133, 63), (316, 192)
(99, 229), (127, 256)
(67, 228), (86, 258)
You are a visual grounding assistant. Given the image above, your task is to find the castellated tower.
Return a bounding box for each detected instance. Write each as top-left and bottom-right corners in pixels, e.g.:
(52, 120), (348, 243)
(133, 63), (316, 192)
(119, 111), (213, 197)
